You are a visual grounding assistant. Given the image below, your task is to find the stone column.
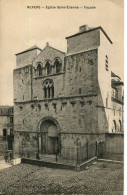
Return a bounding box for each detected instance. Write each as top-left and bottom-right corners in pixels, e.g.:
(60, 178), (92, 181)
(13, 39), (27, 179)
(42, 68), (44, 76)
(54, 65), (56, 74)
(50, 87), (52, 98)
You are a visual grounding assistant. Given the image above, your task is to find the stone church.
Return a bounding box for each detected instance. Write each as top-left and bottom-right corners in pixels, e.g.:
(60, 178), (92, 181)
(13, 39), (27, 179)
(13, 25), (124, 159)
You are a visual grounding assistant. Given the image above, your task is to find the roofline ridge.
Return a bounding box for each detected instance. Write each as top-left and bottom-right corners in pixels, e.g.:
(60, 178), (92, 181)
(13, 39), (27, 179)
(66, 26), (113, 44)
(15, 45), (42, 55)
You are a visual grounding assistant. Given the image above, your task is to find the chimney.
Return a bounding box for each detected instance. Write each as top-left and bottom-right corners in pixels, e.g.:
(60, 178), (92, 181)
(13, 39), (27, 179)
(79, 25), (89, 33)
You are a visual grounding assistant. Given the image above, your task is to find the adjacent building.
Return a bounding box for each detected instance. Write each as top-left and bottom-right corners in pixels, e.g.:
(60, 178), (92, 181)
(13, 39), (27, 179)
(0, 106), (14, 156)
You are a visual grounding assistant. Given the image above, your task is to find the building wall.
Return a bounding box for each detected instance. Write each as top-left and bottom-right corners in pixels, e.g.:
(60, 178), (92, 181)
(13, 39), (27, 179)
(13, 65), (32, 102)
(97, 30), (113, 133)
(0, 106), (13, 136)
(16, 49), (41, 67)
(33, 46), (65, 69)
(67, 29), (100, 54)
(109, 101), (123, 133)
(32, 74), (65, 100)
(64, 49), (98, 97)
(0, 106), (14, 156)
(105, 133), (124, 154)
(14, 95), (98, 134)
(0, 116), (13, 136)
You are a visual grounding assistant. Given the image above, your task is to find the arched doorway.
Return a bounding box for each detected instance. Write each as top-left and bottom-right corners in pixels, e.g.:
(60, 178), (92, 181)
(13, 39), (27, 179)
(39, 118), (60, 154)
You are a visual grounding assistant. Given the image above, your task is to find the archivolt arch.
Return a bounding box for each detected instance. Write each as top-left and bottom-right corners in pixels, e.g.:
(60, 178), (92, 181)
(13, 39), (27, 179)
(38, 116), (61, 133)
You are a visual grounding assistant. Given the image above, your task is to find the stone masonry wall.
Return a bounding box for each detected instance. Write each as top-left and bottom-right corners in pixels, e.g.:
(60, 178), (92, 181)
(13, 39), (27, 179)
(13, 65), (32, 102)
(64, 49), (98, 97)
(105, 133), (124, 154)
(14, 96), (98, 134)
(16, 49), (40, 67)
(33, 46), (65, 69)
(32, 74), (65, 100)
(67, 29), (100, 54)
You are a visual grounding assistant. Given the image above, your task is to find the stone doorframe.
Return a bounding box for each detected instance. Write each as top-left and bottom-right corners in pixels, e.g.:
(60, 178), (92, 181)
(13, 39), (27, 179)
(37, 116), (61, 155)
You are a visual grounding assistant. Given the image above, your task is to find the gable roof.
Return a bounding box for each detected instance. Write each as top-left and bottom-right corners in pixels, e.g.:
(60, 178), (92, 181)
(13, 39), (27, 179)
(33, 44), (65, 60)
(15, 45), (42, 55)
(66, 26), (113, 44)
(41, 45), (66, 55)
(32, 44), (66, 66)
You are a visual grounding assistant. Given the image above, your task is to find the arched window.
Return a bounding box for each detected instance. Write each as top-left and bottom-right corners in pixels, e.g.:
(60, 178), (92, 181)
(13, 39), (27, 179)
(54, 58), (62, 73)
(45, 61), (51, 75)
(37, 63), (42, 76)
(43, 79), (54, 98)
(112, 120), (117, 132)
(119, 120), (122, 131)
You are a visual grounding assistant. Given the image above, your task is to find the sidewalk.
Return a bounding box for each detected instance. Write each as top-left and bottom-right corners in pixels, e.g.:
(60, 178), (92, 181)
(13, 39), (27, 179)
(0, 160), (12, 170)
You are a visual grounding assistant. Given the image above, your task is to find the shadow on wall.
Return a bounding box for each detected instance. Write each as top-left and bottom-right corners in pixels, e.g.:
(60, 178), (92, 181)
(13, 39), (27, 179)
(97, 83), (109, 133)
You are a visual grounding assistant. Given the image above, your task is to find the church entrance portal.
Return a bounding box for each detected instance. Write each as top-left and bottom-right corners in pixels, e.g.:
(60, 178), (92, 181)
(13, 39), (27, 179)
(40, 119), (59, 154)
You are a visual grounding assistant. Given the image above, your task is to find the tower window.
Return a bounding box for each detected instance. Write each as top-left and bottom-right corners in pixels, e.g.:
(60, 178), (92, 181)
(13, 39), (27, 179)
(3, 129), (7, 137)
(79, 88), (82, 94)
(105, 55), (109, 71)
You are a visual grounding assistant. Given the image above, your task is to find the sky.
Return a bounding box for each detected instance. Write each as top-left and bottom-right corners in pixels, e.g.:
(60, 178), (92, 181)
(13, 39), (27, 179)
(0, 0), (124, 106)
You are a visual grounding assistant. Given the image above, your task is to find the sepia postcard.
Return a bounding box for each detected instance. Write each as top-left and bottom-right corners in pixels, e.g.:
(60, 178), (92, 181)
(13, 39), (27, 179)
(0, 0), (124, 194)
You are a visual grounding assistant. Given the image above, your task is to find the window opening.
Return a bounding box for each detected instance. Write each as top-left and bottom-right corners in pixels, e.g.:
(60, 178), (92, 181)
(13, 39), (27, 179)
(3, 129), (7, 137)
(45, 61), (51, 75)
(43, 79), (54, 98)
(54, 59), (62, 73)
(37, 63), (42, 76)
(10, 117), (13, 124)
(79, 88), (82, 94)
(105, 55), (109, 71)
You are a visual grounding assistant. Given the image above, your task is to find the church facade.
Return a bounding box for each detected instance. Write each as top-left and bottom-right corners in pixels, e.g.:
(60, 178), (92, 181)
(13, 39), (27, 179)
(13, 25), (124, 158)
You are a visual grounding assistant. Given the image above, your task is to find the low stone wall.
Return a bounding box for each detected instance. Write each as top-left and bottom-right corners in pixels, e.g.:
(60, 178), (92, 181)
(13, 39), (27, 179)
(105, 133), (124, 154)
(21, 158), (76, 170)
(97, 133), (124, 161)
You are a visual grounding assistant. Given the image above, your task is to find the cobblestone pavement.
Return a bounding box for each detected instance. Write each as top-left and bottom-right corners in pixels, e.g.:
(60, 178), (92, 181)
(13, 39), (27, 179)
(0, 161), (123, 195)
